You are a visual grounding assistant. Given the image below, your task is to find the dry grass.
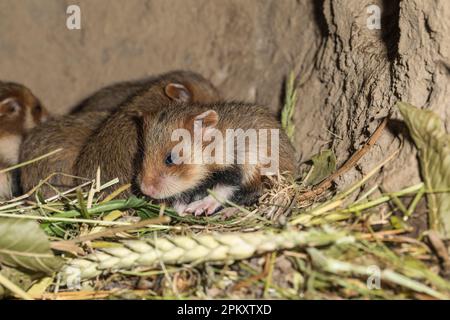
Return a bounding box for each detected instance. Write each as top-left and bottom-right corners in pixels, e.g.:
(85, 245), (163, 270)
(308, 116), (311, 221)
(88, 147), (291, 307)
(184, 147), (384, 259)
(1, 147), (450, 300)
(1, 91), (449, 299)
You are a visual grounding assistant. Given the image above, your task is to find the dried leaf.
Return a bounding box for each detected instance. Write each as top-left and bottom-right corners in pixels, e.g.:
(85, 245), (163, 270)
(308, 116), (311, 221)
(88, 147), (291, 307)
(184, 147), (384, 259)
(0, 218), (64, 273)
(398, 102), (450, 238)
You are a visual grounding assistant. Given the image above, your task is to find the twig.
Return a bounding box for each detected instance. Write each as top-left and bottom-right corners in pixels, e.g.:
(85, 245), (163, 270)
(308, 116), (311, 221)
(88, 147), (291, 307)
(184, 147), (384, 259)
(298, 117), (388, 201)
(0, 148), (62, 174)
(30, 289), (149, 300)
(232, 253), (272, 291)
(99, 184), (131, 204)
(427, 231), (450, 275)
(263, 252), (277, 298)
(358, 229), (408, 240)
(290, 151), (400, 226)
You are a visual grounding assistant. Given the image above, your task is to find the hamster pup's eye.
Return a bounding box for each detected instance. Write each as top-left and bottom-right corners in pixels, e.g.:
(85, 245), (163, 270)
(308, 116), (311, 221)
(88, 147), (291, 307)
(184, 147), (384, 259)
(165, 153), (174, 166)
(35, 103), (42, 113)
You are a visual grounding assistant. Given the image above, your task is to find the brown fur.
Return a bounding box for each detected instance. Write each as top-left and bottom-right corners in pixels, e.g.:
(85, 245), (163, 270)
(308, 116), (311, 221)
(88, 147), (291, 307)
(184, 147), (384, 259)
(0, 82), (47, 138)
(20, 112), (109, 195)
(75, 72), (221, 195)
(0, 81), (48, 199)
(72, 70), (220, 113)
(138, 101), (297, 208)
(20, 71), (221, 197)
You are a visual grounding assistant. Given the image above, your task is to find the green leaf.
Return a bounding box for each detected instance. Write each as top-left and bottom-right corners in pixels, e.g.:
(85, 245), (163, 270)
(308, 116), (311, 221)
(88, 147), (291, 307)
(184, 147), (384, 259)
(397, 102), (450, 238)
(76, 188), (90, 219)
(0, 218), (64, 274)
(305, 150), (337, 186)
(390, 216), (408, 230)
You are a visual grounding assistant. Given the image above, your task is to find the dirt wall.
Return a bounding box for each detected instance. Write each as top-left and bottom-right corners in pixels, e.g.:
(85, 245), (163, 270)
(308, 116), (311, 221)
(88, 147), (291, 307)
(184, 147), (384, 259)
(1, 0), (450, 191)
(296, 0), (450, 192)
(0, 0), (317, 116)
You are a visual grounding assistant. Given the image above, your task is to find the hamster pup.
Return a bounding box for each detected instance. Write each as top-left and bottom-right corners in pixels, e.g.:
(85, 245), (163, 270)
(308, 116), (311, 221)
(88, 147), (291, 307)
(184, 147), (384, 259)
(137, 101), (296, 215)
(0, 82), (48, 199)
(20, 71), (221, 197)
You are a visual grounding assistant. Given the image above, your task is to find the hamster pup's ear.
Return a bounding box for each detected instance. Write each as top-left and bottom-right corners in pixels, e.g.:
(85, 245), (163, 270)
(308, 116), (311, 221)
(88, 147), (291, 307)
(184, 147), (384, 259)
(193, 110), (219, 128)
(0, 97), (22, 117)
(187, 110), (219, 139)
(165, 83), (192, 102)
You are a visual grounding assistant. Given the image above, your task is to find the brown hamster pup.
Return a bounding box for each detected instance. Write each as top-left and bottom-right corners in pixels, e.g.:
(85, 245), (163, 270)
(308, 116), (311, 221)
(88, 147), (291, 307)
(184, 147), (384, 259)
(137, 101), (296, 215)
(72, 70), (220, 113)
(74, 72), (221, 195)
(0, 82), (48, 199)
(20, 111), (110, 196)
(20, 71), (221, 197)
